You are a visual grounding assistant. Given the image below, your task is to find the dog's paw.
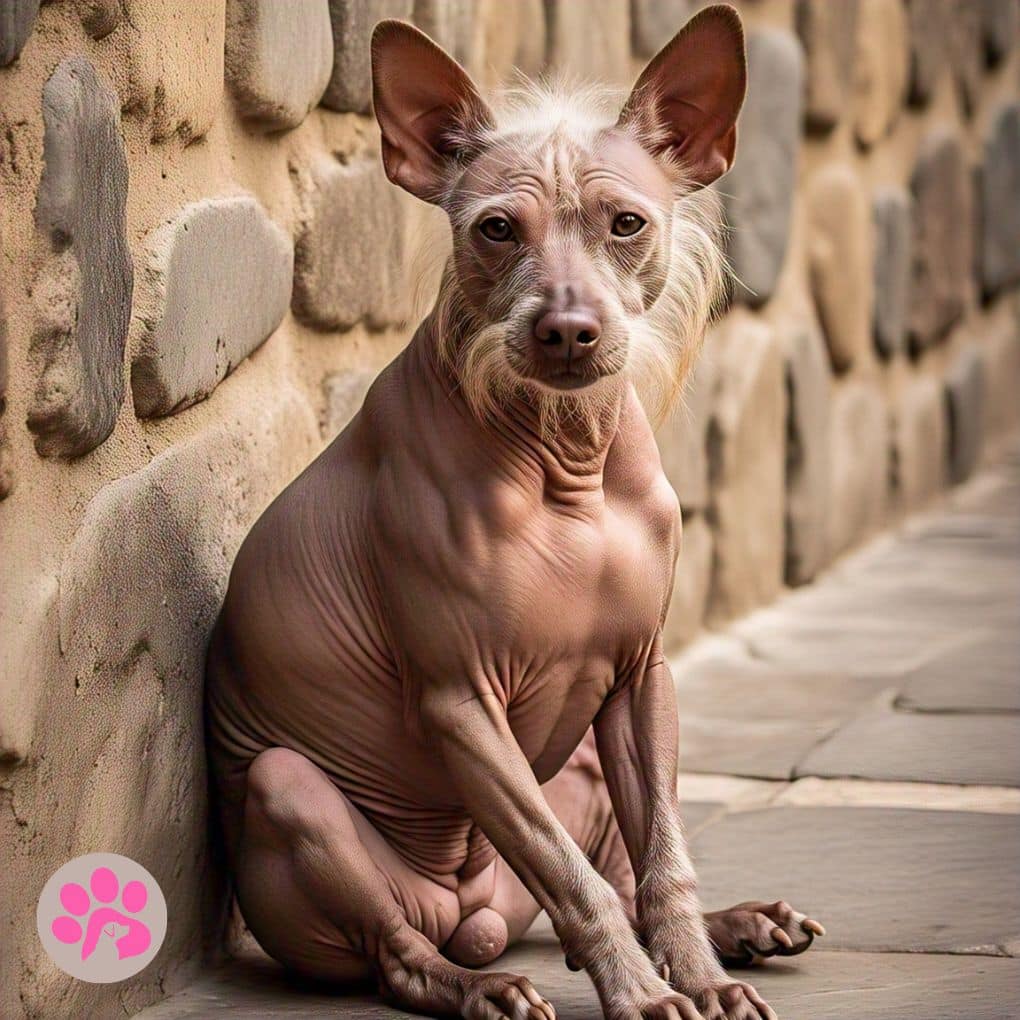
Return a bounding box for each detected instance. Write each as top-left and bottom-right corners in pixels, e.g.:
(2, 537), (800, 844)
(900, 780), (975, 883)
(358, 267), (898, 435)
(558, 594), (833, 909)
(705, 900), (825, 965)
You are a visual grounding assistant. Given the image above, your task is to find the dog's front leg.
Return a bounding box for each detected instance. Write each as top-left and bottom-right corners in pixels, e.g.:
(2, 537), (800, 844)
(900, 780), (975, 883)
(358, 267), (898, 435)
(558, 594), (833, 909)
(594, 650), (777, 1020)
(422, 683), (703, 1020)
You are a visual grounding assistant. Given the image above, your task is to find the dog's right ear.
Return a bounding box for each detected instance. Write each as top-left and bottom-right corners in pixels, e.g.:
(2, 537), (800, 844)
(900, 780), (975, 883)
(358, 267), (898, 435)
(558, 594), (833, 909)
(371, 20), (494, 203)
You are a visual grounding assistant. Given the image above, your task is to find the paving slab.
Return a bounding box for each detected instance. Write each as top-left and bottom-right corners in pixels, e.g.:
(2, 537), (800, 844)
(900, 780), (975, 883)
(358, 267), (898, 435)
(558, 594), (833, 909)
(674, 654), (890, 780)
(137, 936), (1020, 1019)
(897, 631), (1020, 713)
(797, 702), (1020, 786)
(691, 807), (1020, 954)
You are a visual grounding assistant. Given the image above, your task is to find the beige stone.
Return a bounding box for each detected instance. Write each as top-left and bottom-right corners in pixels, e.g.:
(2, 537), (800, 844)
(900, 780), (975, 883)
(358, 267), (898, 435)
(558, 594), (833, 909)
(655, 354), (716, 514)
(796, 0), (858, 133)
(663, 512), (713, 653)
(706, 312), (786, 623)
(475, 0), (545, 86)
(853, 0), (908, 148)
(545, 0), (631, 84)
(982, 297), (1020, 438)
(828, 380), (890, 557)
(806, 163), (872, 373)
(322, 367), (377, 437)
(892, 373), (949, 510)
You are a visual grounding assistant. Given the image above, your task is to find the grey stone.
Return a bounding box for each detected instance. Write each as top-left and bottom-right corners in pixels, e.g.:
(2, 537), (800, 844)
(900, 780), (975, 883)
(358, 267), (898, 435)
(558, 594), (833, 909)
(979, 103), (1020, 300)
(983, 303), (1020, 437)
(28, 56), (132, 459)
(293, 155), (412, 331)
(705, 313), (785, 623)
(692, 807), (1020, 953)
(945, 344), (987, 484)
(949, 0), (983, 117)
(891, 373), (948, 510)
(905, 0), (948, 107)
(725, 28), (803, 307)
(795, 0), (858, 133)
(226, 0), (334, 131)
(673, 651), (889, 780)
(781, 317), (832, 585)
(827, 380), (889, 557)
(909, 129), (970, 353)
(322, 0), (414, 114)
(545, 0), (631, 84)
(0, 0), (38, 65)
(853, 0), (908, 148)
(662, 511), (712, 653)
(655, 354), (715, 513)
(806, 163), (871, 373)
(981, 0), (1017, 66)
(631, 0), (693, 58)
(798, 704), (1020, 786)
(78, 0), (121, 39)
(135, 941), (1020, 1019)
(898, 631), (1020, 713)
(132, 196), (293, 418)
(322, 367), (377, 437)
(413, 0), (475, 66)
(872, 186), (912, 358)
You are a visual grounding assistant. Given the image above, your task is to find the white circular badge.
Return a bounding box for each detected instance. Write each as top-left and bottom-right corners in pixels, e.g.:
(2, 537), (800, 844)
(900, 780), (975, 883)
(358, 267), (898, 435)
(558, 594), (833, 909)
(36, 852), (167, 983)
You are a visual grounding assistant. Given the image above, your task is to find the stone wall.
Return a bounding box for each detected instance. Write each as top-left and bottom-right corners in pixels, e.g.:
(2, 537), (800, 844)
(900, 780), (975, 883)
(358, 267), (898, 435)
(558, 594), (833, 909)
(0, 2), (1017, 1017)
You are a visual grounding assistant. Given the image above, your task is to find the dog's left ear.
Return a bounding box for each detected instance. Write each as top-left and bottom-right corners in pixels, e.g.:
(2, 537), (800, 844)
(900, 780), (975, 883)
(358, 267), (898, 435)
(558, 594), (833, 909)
(371, 19), (494, 203)
(618, 4), (746, 186)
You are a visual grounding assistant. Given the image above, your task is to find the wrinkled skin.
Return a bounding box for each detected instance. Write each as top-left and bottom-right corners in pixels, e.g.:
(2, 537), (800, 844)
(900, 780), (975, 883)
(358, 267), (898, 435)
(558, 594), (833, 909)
(206, 9), (822, 1020)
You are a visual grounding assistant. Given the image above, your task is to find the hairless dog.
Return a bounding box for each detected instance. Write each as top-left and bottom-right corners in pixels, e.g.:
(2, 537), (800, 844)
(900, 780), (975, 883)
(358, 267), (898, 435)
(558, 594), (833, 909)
(206, 7), (824, 1018)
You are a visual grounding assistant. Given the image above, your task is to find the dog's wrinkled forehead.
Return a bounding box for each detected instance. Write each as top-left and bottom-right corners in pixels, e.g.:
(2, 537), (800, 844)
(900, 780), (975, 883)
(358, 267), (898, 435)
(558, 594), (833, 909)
(451, 123), (675, 233)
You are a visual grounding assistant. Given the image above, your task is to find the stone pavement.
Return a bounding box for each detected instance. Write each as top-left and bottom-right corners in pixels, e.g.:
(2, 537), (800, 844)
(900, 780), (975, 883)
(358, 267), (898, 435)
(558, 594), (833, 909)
(141, 443), (1020, 1019)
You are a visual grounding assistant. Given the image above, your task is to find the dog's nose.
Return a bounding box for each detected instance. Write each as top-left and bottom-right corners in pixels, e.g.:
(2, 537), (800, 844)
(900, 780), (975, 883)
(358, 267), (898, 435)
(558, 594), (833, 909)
(533, 309), (602, 361)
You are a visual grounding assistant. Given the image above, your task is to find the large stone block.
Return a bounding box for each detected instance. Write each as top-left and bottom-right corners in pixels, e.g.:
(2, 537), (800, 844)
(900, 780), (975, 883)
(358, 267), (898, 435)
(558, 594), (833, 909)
(979, 103), (1020, 301)
(662, 511), (712, 653)
(872, 186), (912, 359)
(795, 0), (858, 134)
(892, 373), (948, 510)
(983, 299), (1020, 437)
(655, 354), (715, 514)
(475, 0), (545, 85)
(132, 196), (293, 418)
(828, 380), (889, 557)
(293, 155), (413, 331)
(413, 0), (475, 67)
(948, 0), (982, 117)
(806, 163), (871, 373)
(853, 0), (908, 148)
(28, 56), (132, 459)
(705, 312), (785, 623)
(781, 316), (832, 585)
(945, 344), (986, 484)
(123, 1), (225, 143)
(981, 0), (1017, 66)
(725, 28), (803, 308)
(631, 0), (693, 58)
(51, 389), (317, 1016)
(225, 0), (333, 131)
(545, 0), (631, 84)
(0, 0), (38, 64)
(909, 129), (970, 352)
(321, 0), (413, 114)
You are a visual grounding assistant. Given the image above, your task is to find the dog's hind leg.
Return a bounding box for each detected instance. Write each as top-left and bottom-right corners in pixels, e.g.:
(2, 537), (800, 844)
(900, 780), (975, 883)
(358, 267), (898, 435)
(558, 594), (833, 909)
(236, 747), (554, 1019)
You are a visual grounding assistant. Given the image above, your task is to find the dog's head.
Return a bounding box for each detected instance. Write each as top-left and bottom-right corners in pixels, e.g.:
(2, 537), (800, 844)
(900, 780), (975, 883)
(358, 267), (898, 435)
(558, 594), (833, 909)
(371, 6), (746, 422)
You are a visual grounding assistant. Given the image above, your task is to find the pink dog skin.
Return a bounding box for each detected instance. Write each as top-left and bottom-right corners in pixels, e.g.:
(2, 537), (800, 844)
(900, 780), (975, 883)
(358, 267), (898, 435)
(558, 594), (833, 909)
(206, 7), (823, 1019)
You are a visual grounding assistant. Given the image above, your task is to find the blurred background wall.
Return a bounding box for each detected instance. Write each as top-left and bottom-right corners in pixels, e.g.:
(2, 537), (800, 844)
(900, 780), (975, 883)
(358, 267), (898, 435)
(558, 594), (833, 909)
(0, 1), (1017, 1016)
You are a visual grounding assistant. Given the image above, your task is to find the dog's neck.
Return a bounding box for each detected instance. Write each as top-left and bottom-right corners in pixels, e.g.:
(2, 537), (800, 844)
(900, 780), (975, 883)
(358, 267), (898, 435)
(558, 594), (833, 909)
(410, 314), (624, 503)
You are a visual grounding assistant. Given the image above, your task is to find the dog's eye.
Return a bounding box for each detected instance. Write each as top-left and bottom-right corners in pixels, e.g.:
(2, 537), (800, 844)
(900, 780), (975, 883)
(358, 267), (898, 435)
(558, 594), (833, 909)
(478, 216), (515, 243)
(611, 213), (646, 237)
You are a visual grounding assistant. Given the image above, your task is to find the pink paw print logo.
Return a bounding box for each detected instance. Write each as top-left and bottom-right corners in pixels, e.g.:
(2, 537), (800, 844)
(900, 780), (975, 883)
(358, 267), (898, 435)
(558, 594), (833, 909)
(37, 853), (167, 983)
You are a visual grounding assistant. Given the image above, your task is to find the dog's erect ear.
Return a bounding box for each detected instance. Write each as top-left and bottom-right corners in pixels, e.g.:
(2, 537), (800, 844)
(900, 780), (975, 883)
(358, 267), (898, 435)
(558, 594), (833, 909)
(371, 20), (494, 203)
(618, 4), (746, 187)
